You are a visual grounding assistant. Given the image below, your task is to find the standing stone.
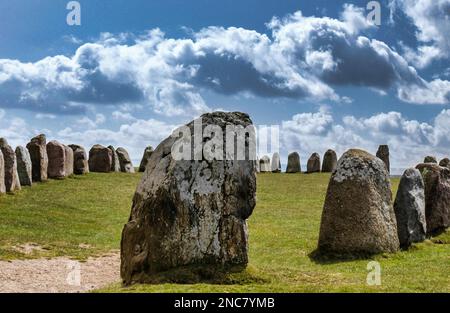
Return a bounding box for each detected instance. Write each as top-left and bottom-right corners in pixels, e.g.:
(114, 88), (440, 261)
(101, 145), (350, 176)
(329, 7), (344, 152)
(116, 148), (135, 173)
(259, 156), (270, 172)
(139, 146), (154, 172)
(416, 163), (450, 235)
(424, 156), (437, 164)
(88, 145), (112, 173)
(64, 145), (74, 177)
(69, 145), (89, 175)
(322, 149), (337, 173)
(15, 146), (32, 186)
(0, 150), (5, 194)
(376, 145), (390, 173)
(108, 145), (121, 172)
(0, 138), (21, 192)
(26, 134), (48, 182)
(318, 149), (399, 256)
(286, 152), (301, 173)
(439, 158), (450, 169)
(47, 140), (66, 179)
(271, 152), (281, 173)
(121, 112), (257, 284)
(307, 153), (321, 173)
(394, 168), (427, 248)
(255, 157), (260, 173)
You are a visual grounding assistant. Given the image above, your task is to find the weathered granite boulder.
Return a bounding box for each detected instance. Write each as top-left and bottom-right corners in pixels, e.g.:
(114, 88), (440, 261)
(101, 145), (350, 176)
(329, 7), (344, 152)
(318, 149), (400, 256)
(394, 168), (427, 248)
(0, 138), (21, 192)
(322, 149), (337, 173)
(108, 145), (121, 172)
(47, 140), (66, 179)
(307, 153), (321, 173)
(439, 158), (450, 169)
(259, 156), (270, 172)
(15, 146), (32, 186)
(26, 134), (48, 182)
(376, 145), (390, 173)
(416, 163), (450, 235)
(121, 112), (257, 284)
(286, 152), (301, 173)
(88, 145), (112, 173)
(69, 145), (89, 175)
(424, 156), (437, 164)
(116, 148), (135, 173)
(64, 145), (74, 177)
(139, 146), (154, 172)
(271, 152), (281, 173)
(0, 150), (5, 194)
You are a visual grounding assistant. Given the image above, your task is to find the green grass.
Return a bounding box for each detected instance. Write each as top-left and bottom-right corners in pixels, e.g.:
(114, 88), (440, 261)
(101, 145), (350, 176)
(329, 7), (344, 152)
(0, 172), (141, 260)
(0, 172), (449, 292)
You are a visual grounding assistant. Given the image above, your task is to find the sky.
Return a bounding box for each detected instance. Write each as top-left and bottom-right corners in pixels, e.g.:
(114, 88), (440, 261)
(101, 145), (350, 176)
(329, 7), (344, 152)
(0, 0), (450, 174)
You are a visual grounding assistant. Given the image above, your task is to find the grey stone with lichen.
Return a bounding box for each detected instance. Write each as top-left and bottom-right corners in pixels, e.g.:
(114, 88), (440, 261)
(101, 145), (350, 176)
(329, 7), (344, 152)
(120, 112), (257, 284)
(318, 149), (400, 256)
(394, 168), (426, 248)
(15, 146), (32, 186)
(271, 152), (281, 173)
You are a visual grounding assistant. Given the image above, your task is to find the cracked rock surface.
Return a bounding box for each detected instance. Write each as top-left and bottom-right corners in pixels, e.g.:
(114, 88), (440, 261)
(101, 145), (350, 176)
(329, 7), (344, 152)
(121, 112), (257, 284)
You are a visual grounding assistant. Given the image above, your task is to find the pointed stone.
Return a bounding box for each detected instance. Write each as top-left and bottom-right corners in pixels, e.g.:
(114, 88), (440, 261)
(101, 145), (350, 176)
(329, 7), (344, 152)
(15, 146), (32, 186)
(0, 138), (21, 192)
(307, 153), (321, 173)
(108, 145), (121, 172)
(394, 168), (427, 248)
(322, 149), (337, 173)
(286, 152), (301, 173)
(116, 147), (135, 173)
(139, 146), (154, 172)
(376, 145), (390, 173)
(26, 134), (48, 182)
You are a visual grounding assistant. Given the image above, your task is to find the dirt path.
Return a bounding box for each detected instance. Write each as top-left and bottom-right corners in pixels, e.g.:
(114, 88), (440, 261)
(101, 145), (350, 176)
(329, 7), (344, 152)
(0, 253), (120, 293)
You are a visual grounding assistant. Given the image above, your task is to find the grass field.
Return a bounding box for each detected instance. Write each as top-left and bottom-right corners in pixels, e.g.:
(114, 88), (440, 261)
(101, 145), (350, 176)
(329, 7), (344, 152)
(0, 172), (449, 292)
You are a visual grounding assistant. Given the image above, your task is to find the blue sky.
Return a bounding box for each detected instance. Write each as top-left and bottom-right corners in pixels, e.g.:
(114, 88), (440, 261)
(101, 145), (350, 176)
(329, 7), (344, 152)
(1, 0), (450, 172)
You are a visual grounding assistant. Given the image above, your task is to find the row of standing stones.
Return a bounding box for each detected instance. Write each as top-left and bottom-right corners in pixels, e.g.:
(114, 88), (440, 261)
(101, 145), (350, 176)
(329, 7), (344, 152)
(259, 150), (338, 173)
(0, 134), (155, 195)
(120, 111), (450, 285)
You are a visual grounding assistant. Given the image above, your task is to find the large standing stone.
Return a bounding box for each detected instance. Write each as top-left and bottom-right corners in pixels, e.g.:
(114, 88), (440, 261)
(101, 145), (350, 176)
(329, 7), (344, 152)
(0, 150), (5, 194)
(108, 145), (121, 172)
(121, 112), (257, 284)
(424, 156), (437, 164)
(88, 145), (112, 173)
(322, 149), (337, 173)
(47, 140), (66, 179)
(64, 145), (74, 177)
(0, 138), (21, 192)
(259, 156), (270, 172)
(116, 148), (135, 173)
(394, 168), (427, 248)
(439, 158), (450, 169)
(376, 145), (390, 173)
(307, 153), (321, 173)
(318, 149), (399, 256)
(271, 152), (281, 173)
(26, 134), (48, 182)
(286, 152), (301, 173)
(416, 163), (450, 235)
(139, 146), (154, 172)
(69, 145), (89, 175)
(15, 146), (32, 186)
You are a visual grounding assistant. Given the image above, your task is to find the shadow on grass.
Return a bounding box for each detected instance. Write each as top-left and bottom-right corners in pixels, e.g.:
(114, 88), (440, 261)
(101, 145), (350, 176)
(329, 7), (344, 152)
(308, 248), (381, 265)
(124, 264), (270, 286)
